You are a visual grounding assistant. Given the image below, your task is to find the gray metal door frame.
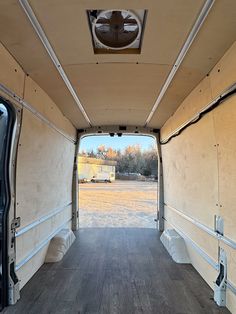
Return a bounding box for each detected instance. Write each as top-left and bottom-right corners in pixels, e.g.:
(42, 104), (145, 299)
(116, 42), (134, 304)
(0, 97), (22, 309)
(72, 126), (164, 232)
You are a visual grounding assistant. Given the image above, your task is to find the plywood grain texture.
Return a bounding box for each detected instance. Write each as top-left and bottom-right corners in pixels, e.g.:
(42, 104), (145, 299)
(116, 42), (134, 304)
(28, 0), (204, 66)
(0, 43), (25, 97)
(15, 108), (75, 287)
(210, 42), (236, 99)
(24, 76), (76, 139)
(165, 219), (217, 291)
(149, 1), (236, 128)
(16, 245), (49, 290)
(212, 96), (236, 242)
(162, 114), (219, 228)
(1, 1), (236, 127)
(16, 109), (75, 228)
(161, 42), (236, 312)
(0, 42), (78, 290)
(226, 289), (236, 314)
(64, 63), (171, 125)
(164, 206), (218, 263)
(161, 41), (236, 141)
(16, 221), (72, 289)
(16, 204), (72, 263)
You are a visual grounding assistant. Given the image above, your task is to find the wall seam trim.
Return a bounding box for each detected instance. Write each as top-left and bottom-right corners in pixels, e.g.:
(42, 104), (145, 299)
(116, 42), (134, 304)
(164, 203), (236, 250)
(19, 0), (92, 126)
(165, 219), (236, 296)
(165, 219), (218, 270)
(15, 218), (72, 270)
(161, 83), (236, 144)
(0, 83), (76, 144)
(165, 203), (216, 237)
(16, 202), (72, 237)
(145, 0), (215, 125)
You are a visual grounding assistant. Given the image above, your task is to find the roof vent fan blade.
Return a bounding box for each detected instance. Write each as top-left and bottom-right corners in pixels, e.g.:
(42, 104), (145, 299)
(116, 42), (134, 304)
(92, 10), (141, 50)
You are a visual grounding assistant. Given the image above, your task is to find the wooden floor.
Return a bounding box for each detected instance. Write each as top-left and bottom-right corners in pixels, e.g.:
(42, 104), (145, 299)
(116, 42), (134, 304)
(5, 228), (229, 314)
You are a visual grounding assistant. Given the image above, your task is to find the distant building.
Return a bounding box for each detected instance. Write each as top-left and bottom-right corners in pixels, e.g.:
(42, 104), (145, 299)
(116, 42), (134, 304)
(78, 156), (117, 182)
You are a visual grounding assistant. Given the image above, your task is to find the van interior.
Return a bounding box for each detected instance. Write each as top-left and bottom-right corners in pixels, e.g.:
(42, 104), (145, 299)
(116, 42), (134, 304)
(0, 0), (236, 313)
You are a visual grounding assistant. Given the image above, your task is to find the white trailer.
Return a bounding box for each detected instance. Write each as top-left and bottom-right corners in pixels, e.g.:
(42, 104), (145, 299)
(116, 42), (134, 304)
(78, 156), (116, 183)
(91, 172), (115, 183)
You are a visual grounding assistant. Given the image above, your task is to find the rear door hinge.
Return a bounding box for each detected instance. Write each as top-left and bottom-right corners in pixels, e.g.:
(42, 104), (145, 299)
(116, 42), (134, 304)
(214, 248), (227, 307)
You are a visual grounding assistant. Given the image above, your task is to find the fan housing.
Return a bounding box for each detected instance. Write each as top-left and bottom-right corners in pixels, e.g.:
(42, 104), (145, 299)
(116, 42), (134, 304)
(88, 9), (146, 54)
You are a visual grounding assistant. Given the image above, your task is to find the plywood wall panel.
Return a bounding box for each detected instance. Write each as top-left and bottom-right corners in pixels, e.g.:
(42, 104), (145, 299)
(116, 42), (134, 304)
(149, 64), (210, 129)
(29, 0), (204, 65)
(160, 117), (173, 142)
(164, 221), (217, 290)
(24, 76), (76, 140)
(168, 77), (212, 136)
(88, 109), (151, 126)
(0, 41), (77, 290)
(210, 41), (236, 99)
(16, 109), (75, 228)
(15, 106), (74, 288)
(16, 204), (72, 263)
(161, 42), (236, 312)
(16, 220), (72, 290)
(160, 76), (212, 141)
(0, 43), (25, 97)
(227, 289), (236, 314)
(162, 114), (219, 228)
(16, 245), (49, 290)
(186, 243), (217, 290)
(165, 206), (218, 262)
(160, 41), (236, 142)
(64, 63), (171, 126)
(213, 96), (236, 242)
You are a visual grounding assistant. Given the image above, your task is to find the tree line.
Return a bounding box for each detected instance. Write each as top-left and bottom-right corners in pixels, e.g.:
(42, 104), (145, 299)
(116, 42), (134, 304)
(79, 144), (158, 177)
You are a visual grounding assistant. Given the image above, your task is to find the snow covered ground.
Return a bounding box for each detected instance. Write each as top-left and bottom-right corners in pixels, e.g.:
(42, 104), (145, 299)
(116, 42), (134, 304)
(79, 180), (157, 228)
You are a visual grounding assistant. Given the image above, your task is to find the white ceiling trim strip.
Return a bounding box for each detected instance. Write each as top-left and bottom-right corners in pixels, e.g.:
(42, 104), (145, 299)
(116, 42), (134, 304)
(19, 0), (92, 126)
(145, 0), (215, 126)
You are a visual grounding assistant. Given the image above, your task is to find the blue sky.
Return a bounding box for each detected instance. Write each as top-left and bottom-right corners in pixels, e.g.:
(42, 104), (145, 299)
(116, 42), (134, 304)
(79, 135), (156, 152)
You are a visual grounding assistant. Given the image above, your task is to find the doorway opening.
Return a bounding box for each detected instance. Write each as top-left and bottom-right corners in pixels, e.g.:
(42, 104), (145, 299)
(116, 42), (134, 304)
(78, 134), (158, 228)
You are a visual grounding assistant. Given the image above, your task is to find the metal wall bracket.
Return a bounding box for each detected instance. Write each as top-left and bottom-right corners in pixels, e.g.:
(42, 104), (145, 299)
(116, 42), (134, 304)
(155, 132), (164, 232)
(8, 262), (20, 305)
(72, 132), (81, 231)
(214, 215), (224, 236)
(214, 248), (227, 307)
(5, 102), (22, 306)
(11, 217), (21, 230)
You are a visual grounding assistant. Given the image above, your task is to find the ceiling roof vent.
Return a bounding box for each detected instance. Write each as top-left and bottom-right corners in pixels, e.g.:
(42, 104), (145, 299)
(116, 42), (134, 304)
(88, 9), (146, 54)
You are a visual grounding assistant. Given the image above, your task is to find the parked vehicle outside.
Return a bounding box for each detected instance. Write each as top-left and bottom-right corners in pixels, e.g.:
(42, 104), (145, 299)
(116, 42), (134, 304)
(91, 172), (115, 183)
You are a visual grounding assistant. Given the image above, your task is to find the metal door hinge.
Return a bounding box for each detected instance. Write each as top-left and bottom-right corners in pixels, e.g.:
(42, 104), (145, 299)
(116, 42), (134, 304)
(8, 262), (20, 304)
(214, 248), (227, 307)
(11, 217), (21, 230)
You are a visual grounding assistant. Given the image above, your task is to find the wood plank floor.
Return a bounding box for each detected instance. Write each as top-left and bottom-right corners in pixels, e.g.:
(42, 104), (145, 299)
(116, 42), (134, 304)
(5, 228), (230, 314)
